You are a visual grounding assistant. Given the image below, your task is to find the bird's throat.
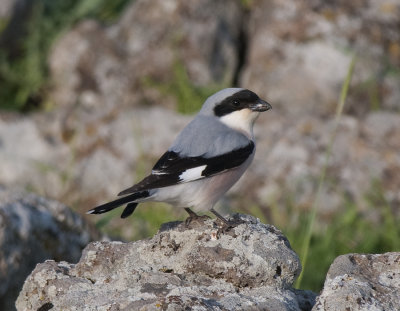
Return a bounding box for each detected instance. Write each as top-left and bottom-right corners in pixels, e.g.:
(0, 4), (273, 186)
(219, 109), (259, 138)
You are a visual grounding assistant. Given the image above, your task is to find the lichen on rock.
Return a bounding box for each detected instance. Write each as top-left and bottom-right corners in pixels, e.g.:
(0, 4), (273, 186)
(16, 214), (316, 311)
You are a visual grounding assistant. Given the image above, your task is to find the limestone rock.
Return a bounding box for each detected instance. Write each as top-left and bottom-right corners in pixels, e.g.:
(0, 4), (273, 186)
(312, 253), (400, 311)
(239, 110), (400, 220)
(16, 215), (317, 311)
(241, 0), (400, 116)
(49, 0), (242, 112)
(0, 107), (189, 212)
(0, 188), (101, 311)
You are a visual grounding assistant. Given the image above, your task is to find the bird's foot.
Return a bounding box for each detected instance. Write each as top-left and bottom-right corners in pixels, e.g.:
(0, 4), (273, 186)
(184, 208), (210, 226)
(211, 209), (245, 233)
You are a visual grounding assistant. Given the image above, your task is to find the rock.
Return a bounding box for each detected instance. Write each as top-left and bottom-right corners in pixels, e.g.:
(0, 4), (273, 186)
(0, 187), (101, 311)
(47, 0), (400, 117)
(237, 110), (400, 220)
(0, 115), (72, 199)
(241, 0), (400, 116)
(16, 214), (317, 311)
(49, 0), (243, 112)
(312, 252), (400, 311)
(0, 107), (189, 212)
(0, 0), (16, 18)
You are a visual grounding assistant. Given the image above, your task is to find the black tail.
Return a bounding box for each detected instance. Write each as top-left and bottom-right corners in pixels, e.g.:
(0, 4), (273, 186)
(87, 191), (149, 218)
(120, 202), (138, 218)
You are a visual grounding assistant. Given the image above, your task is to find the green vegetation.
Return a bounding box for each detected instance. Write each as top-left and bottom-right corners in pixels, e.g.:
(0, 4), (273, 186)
(0, 0), (132, 111)
(95, 202), (182, 240)
(239, 0), (254, 9)
(142, 60), (227, 115)
(282, 184), (399, 291)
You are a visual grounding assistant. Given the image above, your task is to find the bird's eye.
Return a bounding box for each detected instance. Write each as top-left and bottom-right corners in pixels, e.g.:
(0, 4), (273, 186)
(232, 100), (240, 107)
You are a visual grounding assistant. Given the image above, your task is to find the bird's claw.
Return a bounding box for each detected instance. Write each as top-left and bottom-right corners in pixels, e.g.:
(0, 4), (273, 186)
(184, 208), (210, 227)
(215, 217), (245, 233)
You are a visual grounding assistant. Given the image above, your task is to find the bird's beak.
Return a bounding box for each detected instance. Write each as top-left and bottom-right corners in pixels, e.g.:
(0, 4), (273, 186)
(249, 99), (272, 112)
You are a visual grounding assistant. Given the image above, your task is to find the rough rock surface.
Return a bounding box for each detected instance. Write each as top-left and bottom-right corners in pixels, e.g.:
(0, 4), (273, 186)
(0, 107), (188, 207)
(0, 187), (101, 311)
(16, 215), (317, 311)
(49, 0), (242, 112)
(46, 0), (400, 117)
(312, 253), (400, 311)
(246, 111), (400, 219)
(241, 0), (400, 116)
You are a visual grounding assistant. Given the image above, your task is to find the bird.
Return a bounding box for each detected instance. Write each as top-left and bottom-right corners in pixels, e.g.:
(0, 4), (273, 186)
(87, 88), (271, 223)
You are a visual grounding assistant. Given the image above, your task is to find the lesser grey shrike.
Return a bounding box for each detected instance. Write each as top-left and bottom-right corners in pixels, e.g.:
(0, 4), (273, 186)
(87, 88), (271, 223)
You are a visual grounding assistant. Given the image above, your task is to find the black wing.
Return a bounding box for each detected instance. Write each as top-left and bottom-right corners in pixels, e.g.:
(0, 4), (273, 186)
(118, 141), (255, 196)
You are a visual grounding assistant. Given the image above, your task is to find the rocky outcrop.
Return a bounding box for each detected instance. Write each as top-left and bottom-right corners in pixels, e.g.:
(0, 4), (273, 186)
(15, 214), (400, 310)
(0, 188), (101, 311)
(312, 253), (400, 311)
(16, 215), (317, 311)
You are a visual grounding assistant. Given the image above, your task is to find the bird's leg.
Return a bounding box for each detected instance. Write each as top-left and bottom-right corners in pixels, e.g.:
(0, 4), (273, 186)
(210, 208), (230, 225)
(184, 207), (199, 218)
(184, 207), (210, 226)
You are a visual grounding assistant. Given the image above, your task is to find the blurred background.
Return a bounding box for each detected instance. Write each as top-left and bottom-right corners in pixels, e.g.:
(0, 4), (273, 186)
(0, 0), (399, 293)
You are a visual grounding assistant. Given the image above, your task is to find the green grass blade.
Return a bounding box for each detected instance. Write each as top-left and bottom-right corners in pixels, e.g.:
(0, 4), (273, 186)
(295, 55), (356, 288)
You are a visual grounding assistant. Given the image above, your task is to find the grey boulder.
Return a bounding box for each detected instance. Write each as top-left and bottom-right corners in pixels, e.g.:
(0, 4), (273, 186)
(16, 214), (316, 311)
(312, 252), (400, 311)
(0, 187), (101, 311)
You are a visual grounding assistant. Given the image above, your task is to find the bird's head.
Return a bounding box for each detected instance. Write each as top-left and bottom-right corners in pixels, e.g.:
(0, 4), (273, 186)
(199, 88), (272, 137)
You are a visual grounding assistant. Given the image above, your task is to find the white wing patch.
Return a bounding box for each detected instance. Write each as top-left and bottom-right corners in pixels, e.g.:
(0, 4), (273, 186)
(179, 165), (207, 182)
(152, 169), (167, 175)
